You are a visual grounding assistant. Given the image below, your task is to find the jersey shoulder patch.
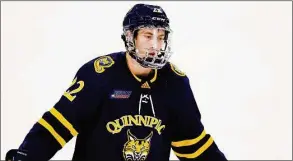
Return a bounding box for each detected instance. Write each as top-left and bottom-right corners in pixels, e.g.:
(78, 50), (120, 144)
(94, 55), (115, 73)
(169, 63), (186, 77)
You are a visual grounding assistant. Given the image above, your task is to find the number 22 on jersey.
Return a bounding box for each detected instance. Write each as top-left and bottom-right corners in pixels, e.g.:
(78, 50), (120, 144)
(63, 77), (85, 102)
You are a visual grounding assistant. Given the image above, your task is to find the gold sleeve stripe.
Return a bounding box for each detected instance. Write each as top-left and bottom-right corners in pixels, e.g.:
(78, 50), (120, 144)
(171, 130), (206, 147)
(50, 107), (78, 136)
(38, 118), (66, 147)
(173, 136), (214, 159)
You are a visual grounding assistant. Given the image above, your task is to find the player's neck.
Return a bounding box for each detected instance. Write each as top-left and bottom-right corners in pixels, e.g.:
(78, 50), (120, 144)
(126, 52), (152, 77)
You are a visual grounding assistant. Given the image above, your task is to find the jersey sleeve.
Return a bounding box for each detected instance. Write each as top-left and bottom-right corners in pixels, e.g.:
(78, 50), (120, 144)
(169, 76), (228, 161)
(17, 62), (104, 161)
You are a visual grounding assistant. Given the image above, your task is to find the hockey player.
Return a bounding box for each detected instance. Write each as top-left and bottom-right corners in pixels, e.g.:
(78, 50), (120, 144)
(5, 3), (228, 161)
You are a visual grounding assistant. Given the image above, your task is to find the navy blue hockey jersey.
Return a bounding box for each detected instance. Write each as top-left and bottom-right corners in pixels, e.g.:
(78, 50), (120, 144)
(17, 52), (227, 161)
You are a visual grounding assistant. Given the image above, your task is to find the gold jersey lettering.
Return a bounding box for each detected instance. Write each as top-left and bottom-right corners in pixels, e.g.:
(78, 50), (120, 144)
(106, 115), (166, 135)
(129, 115), (139, 126)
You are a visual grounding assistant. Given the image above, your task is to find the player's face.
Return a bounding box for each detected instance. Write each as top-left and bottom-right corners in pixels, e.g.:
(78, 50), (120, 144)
(134, 28), (166, 58)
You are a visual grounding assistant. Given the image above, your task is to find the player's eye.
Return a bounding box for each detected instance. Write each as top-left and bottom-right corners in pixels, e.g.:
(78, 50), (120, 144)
(158, 37), (164, 41)
(145, 35), (152, 39)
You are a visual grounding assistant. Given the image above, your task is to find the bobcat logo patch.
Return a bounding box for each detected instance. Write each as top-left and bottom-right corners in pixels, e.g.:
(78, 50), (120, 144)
(94, 56), (114, 73)
(123, 129), (153, 161)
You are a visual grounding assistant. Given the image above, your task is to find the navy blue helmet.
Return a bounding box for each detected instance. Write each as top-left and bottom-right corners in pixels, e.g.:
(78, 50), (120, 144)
(121, 3), (173, 69)
(122, 3), (170, 31)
